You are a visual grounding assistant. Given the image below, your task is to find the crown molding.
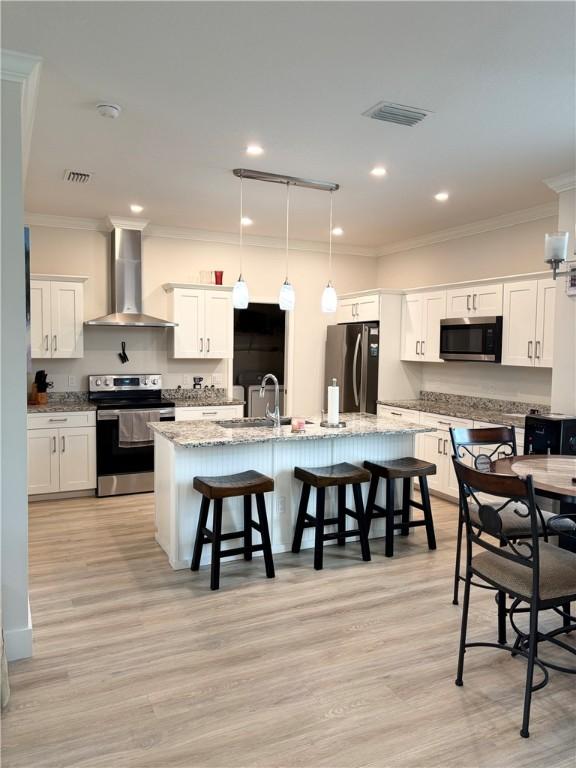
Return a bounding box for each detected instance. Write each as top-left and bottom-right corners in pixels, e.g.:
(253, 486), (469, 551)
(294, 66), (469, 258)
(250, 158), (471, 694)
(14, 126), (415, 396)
(1, 50), (42, 182)
(543, 172), (576, 194)
(108, 216), (149, 231)
(376, 202), (558, 257)
(25, 213), (377, 258)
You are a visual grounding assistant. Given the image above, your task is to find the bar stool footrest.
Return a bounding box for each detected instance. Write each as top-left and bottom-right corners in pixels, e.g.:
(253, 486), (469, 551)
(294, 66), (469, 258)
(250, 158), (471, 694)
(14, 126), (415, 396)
(220, 544), (264, 559)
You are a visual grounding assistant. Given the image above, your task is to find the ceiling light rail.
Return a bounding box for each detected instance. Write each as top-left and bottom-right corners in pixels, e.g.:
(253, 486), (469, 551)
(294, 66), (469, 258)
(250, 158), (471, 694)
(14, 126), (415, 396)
(233, 168), (339, 193)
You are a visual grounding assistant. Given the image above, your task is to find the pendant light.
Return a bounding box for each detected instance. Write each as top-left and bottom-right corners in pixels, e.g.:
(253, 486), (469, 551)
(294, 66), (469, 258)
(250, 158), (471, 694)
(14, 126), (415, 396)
(279, 182), (295, 311)
(232, 176), (250, 309)
(321, 190), (338, 313)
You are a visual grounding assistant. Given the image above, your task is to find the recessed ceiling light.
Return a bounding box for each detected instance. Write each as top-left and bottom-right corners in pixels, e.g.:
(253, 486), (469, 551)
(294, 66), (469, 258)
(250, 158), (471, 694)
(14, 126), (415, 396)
(240, 216), (253, 227)
(246, 144), (264, 156)
(370, 166), (387, 177)
(130, 204), (144, 213)
(434, 191), (449, 202)
(332, 227), (344, 236)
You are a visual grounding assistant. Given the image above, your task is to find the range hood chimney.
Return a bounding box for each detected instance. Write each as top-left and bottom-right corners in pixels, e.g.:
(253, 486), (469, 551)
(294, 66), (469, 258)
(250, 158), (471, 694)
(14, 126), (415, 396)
(86, 218), (176, 327)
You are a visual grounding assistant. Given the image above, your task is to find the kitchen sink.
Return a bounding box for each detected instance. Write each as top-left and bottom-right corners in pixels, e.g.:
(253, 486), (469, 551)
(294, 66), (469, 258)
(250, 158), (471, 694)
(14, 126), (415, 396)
(217, 417), (312, 429)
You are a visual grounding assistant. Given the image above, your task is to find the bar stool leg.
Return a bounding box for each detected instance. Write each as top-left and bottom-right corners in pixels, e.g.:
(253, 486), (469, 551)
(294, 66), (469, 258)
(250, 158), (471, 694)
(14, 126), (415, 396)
(314, 487), (326, 570)
(352, 483), (371, 562)
(401, 478), (411, 536)
(255, 493), (275, 579)
(337, 485), (346, 546)
(210, 499), (222, 591)
(365, 474), (379, 533)
(243, 494), (252, 560)
(385, 478), (396, 558)
(292, 483), (311, 553)
(420, 476), (437, 550)
(191, 495), (210, 571)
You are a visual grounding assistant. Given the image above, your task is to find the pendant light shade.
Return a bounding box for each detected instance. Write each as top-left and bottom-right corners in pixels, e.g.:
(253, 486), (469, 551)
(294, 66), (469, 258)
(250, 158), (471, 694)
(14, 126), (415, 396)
(279, 183), (295, 311)
(233, 177), (250, 309)
(232, 276), (249, 309)
(321, 281), (338, 313)
(279, 279), (296, 311)
(321, 191), (338, 313)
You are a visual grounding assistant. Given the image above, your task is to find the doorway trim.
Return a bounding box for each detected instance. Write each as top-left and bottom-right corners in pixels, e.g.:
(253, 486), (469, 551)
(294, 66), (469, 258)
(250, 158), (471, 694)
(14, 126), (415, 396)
(229, 296), (295, 417)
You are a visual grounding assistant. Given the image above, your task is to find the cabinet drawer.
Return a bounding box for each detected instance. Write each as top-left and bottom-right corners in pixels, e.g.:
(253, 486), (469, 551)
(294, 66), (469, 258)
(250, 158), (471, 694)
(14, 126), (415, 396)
(28, 411), (96, 430)
(377, 405), (420, 423)
(419, 412), (473, 431)
(175, 405), (243, 421)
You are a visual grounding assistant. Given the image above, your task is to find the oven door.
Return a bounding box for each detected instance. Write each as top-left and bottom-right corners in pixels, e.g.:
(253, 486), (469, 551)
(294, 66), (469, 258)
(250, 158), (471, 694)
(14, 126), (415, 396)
(440, 316), (502, 362)
(96, 407), (174, 496)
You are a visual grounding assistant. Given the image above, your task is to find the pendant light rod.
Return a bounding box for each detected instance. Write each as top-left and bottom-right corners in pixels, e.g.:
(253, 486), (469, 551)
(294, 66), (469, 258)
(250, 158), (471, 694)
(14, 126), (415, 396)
(233, 168), (339, 192)
(328, 190), (333, 278)
(285, 182), (290, 278)
(239, 176), (244, 264)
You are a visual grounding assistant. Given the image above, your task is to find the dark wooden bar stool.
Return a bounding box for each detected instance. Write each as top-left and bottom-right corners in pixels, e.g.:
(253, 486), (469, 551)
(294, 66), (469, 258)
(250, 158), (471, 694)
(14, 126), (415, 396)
(364, 457), (437, 557)
(291, 462), (372, 570)
(191, 470), (275, 590)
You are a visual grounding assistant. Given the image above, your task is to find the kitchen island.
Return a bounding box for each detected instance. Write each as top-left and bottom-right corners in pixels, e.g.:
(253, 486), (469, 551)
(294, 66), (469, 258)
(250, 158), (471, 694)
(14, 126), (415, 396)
(150, 414), (433, 569)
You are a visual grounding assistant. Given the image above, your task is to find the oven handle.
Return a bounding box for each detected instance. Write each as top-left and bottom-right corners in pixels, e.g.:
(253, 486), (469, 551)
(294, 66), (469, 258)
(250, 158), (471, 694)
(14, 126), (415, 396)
(97, 408), (175, 420)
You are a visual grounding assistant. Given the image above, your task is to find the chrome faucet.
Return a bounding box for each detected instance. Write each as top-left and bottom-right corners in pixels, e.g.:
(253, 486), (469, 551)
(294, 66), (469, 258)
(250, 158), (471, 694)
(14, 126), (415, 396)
(260, 373), (281, 427)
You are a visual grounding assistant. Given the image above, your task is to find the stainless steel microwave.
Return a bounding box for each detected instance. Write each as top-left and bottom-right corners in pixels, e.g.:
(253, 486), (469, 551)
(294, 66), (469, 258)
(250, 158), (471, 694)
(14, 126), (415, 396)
(439, 316), (503, 362)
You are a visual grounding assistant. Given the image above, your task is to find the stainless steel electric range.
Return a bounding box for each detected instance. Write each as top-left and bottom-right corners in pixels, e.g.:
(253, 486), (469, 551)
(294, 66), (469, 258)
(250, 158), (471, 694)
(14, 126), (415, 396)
(89, 374), (175, 497)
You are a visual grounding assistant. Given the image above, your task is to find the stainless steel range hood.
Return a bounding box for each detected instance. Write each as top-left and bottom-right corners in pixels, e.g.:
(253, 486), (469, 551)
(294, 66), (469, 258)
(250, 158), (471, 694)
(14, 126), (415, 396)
(86, 224), (176, 327)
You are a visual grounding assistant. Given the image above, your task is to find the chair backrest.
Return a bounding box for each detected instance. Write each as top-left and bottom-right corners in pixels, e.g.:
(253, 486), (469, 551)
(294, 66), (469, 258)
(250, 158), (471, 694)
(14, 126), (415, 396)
(452, 459), (540, 597)
(450, 426), (517, 472)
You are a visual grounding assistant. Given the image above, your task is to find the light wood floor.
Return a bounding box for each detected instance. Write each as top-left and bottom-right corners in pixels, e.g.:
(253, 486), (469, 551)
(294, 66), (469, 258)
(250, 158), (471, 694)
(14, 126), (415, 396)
(2, 492), (575, 768)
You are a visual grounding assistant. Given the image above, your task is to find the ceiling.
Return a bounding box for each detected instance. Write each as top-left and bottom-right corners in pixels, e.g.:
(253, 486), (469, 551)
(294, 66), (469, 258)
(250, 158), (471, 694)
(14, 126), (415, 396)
(3, 1), (575, 248)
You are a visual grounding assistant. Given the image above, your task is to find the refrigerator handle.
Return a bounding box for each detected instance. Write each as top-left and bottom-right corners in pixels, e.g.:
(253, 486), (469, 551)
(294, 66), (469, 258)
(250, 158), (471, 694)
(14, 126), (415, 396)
(360, 325), (369, 412)
(352, 331), (361, 407)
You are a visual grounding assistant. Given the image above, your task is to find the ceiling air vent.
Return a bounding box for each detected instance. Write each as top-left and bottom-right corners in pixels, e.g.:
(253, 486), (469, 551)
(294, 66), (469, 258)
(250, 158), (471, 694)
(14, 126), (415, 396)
(63, 169), (92, 184)
(362, 101), (432, 127)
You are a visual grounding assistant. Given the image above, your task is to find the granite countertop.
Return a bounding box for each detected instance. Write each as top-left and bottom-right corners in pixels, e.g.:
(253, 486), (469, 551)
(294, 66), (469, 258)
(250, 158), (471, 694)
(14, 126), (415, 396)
(149, 412), (432, 448)
(27, 402), (97, 414)
(170, 398), (245, 408)
(377, 397), (546, 430)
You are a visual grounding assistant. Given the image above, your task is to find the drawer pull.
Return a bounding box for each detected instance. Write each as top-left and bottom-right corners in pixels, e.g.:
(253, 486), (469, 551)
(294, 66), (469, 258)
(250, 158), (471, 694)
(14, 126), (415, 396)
(202, 411), (218, 416)
(49, 417), (68, 422)
(390, 411), (402, 417)
(437, 420), (451, 427)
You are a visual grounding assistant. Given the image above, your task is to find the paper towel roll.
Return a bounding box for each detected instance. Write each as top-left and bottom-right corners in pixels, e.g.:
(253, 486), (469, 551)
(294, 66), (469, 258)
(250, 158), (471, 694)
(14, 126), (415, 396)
(327, 379), (339, 426)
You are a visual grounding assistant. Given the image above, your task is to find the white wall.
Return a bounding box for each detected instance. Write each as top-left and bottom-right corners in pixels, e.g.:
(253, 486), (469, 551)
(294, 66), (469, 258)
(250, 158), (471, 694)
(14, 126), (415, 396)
(551, 186), (576, 413)
(28, 225), (378, 415)
(376, 217), (557, 289)
(1, 79), (31, 660)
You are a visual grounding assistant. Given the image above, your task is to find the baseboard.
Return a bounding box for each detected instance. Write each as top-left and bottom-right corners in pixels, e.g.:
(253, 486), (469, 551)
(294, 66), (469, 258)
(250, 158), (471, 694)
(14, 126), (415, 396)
(29, 489), (95, 502)
(5, 602), (33, 661)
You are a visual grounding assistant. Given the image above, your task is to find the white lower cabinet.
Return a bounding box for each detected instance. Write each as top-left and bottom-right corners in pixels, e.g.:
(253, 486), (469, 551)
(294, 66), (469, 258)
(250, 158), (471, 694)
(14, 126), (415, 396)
(175, 404), (243, 421)
(27, 412), (96, 495)
(414, 412), (474, 500)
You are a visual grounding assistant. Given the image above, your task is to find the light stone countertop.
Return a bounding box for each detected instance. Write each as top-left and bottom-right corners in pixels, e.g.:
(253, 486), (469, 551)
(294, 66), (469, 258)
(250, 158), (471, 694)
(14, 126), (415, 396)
(27, 402), (97, 414)
(377, 399), (535, 429)
(149, 412), (433, 449)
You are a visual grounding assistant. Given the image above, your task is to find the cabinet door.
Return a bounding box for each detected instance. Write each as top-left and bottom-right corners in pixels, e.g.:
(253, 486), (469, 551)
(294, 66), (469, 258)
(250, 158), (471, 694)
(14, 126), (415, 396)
(421, 291), (446, 362)
(472, 284), (503, 316)
(171, 289), (205, 358)
(535, 279), (556, 368)
(58, 427), (96, 492)
(355, 295), (380, 322)
(28, 428), (60, 494)
(501, 281), (537, 366)
(401, 294), (423, 361)
(415, 431), (446, 493)
(30, 280), (52, 358)
(336, 297), (357, 324)
(446, 287), (473, 318)
(50, 281), (84, 358)
(204, 291), (233, 359)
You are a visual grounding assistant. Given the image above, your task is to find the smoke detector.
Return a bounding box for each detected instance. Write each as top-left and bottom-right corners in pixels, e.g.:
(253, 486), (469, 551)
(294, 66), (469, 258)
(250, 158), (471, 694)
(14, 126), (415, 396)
(96, 103), (122, 119)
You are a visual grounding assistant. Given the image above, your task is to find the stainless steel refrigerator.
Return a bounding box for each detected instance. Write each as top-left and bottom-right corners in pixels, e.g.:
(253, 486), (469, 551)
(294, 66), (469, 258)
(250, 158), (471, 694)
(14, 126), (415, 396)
(324, 323), (379, 414)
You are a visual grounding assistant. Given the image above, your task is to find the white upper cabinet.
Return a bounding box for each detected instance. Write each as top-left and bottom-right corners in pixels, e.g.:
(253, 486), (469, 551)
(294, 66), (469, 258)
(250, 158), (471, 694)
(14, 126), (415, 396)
(30, 278), (84, 358)
(446, 283), (503, 318)
(401, 291), (446, 362)
(501, 279), (555, 367)
(165, 285), (233, 359)
(336, 293), (379, 324)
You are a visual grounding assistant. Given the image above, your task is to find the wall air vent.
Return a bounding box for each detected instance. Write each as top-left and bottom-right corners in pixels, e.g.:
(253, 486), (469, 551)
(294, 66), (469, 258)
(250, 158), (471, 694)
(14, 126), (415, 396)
(63, 169), (92, 184)
(362, 101), (432, 127)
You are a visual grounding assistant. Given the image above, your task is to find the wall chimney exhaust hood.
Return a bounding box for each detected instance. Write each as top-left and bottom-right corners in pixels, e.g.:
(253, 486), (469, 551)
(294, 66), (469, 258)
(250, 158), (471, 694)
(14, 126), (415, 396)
(86, 219), (176, 327)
